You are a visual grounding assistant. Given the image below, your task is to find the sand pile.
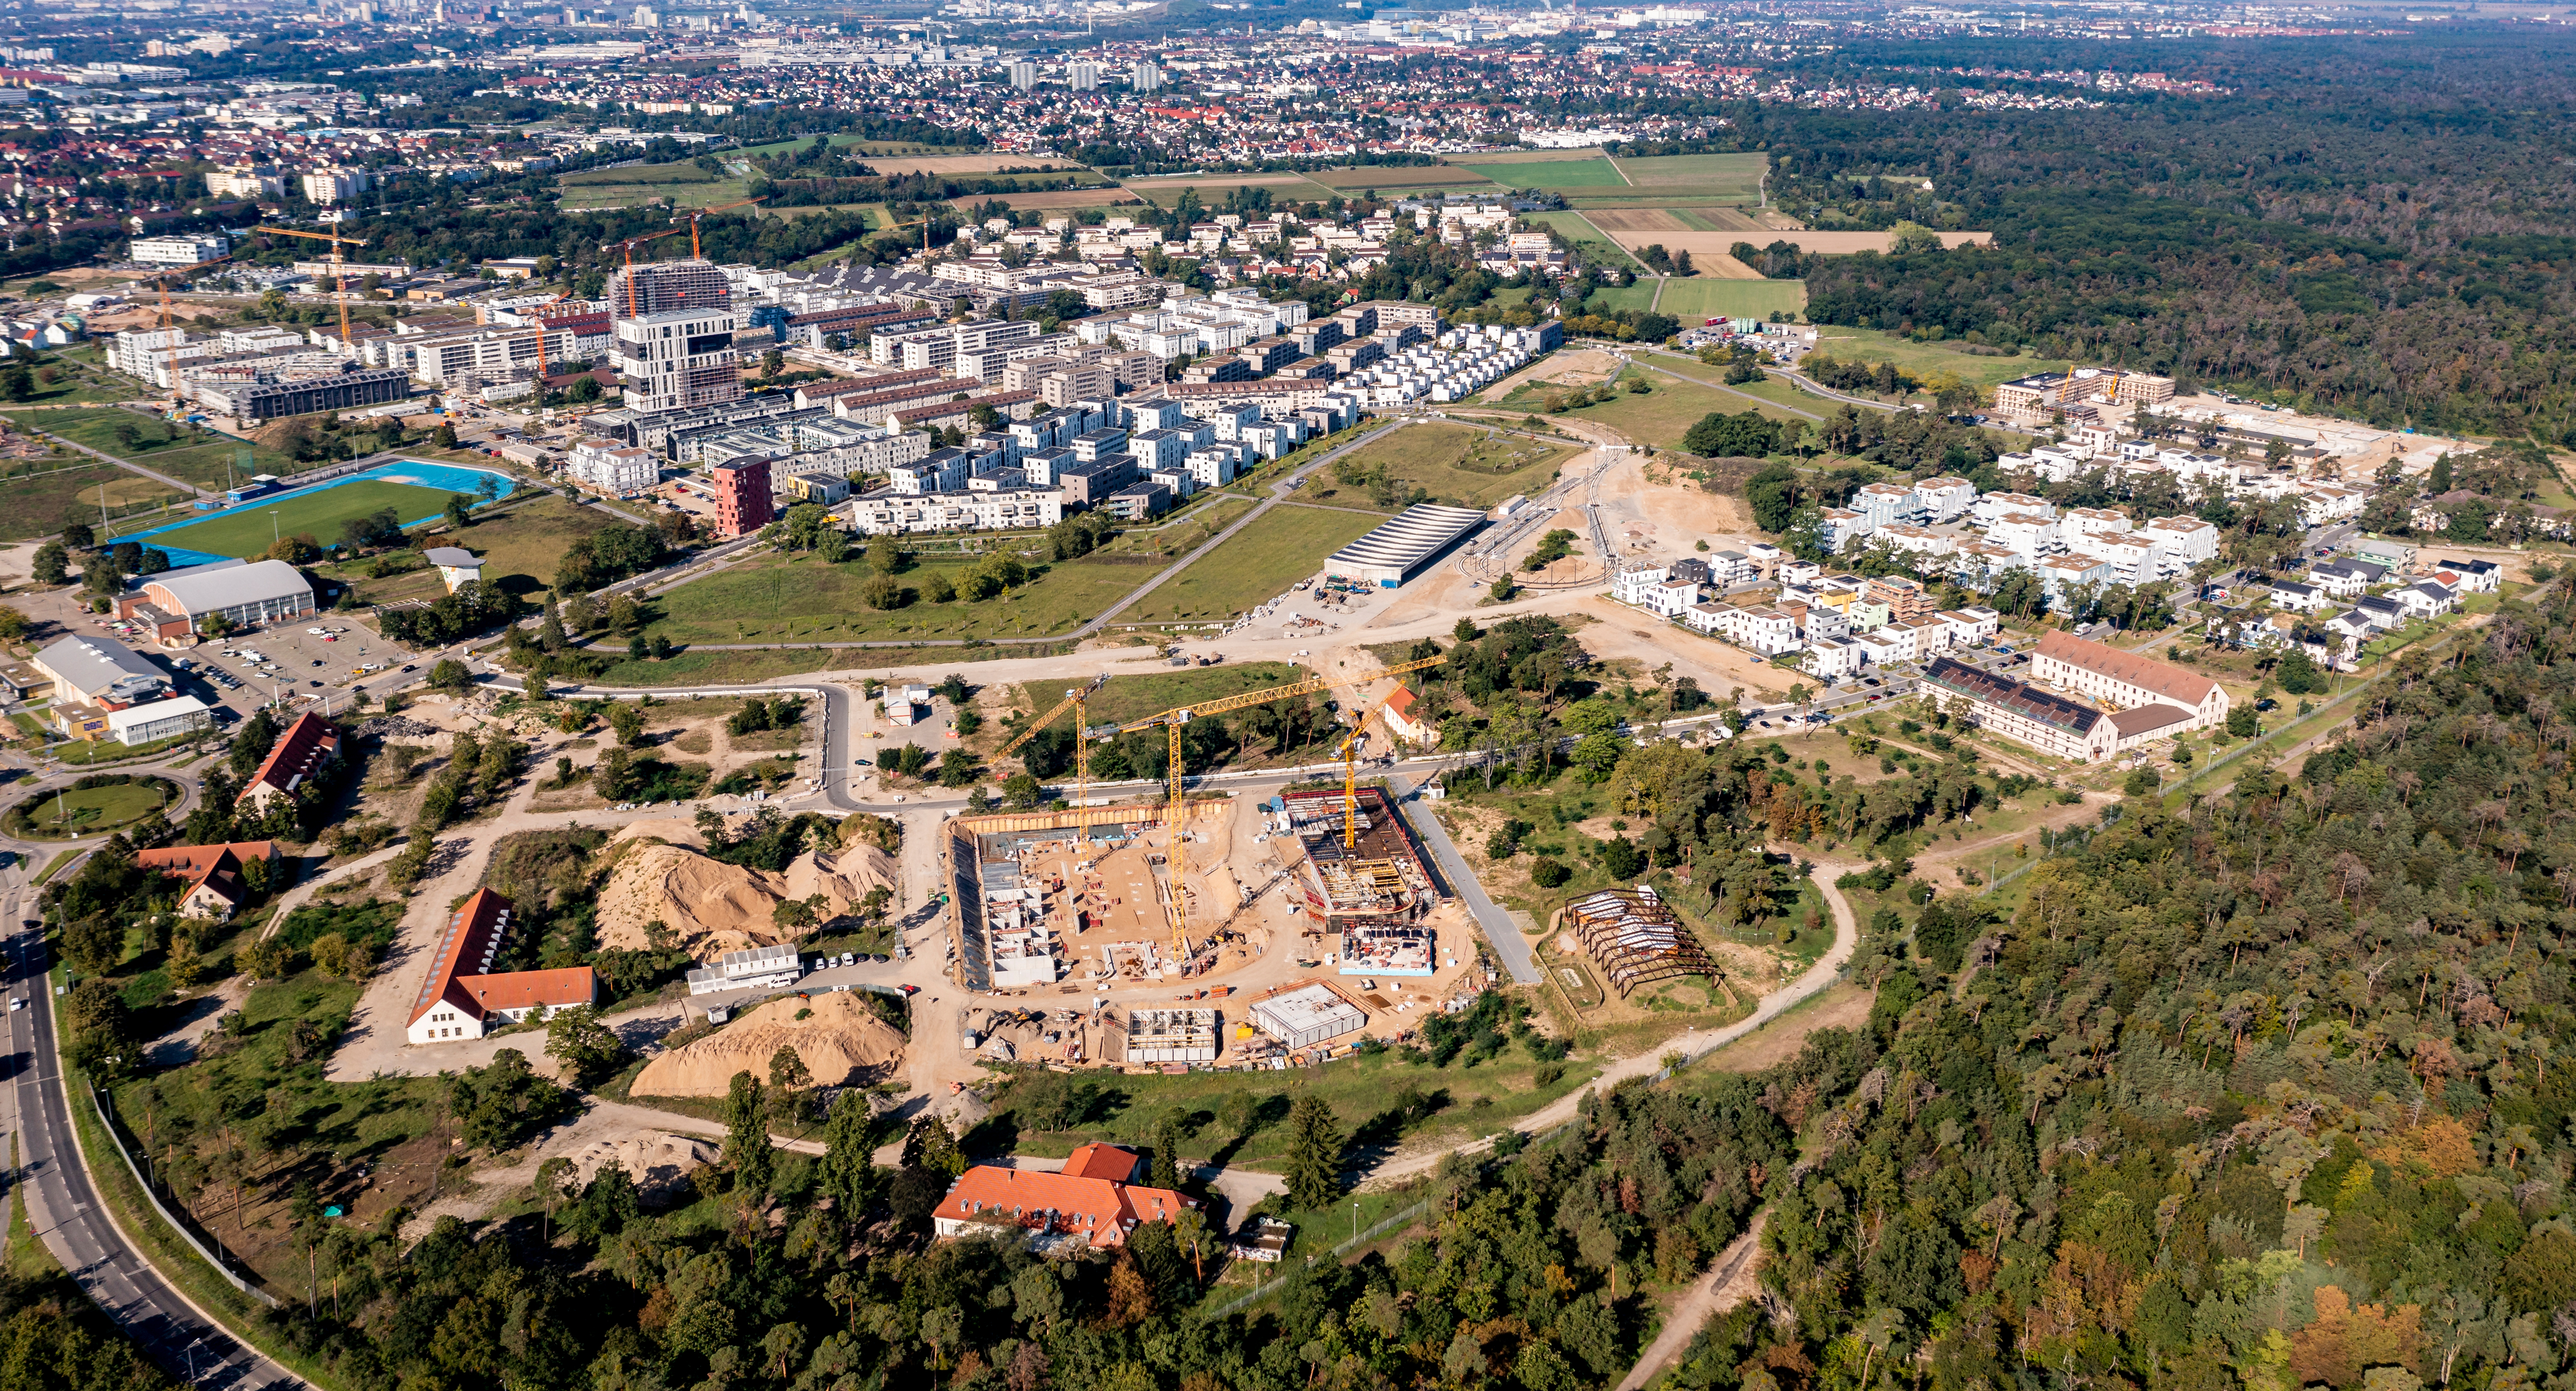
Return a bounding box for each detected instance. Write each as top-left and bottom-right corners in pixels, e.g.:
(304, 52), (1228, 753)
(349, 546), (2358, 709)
(595, 841), (898, 957)
(630, 992), (908, 1097)
(566, 1133), (718, 1206)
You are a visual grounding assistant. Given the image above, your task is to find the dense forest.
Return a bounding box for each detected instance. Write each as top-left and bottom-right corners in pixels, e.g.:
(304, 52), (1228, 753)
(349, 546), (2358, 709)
(1739, 30), (2576, 437)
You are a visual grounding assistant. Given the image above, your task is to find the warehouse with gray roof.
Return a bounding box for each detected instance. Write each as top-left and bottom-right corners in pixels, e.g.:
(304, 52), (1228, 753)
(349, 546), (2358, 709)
(1323, 503), (1487, 589)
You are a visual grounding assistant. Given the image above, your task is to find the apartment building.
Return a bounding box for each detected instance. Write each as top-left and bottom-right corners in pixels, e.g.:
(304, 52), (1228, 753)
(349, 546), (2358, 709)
(614, 307), (742, 415)
(2029, 629), (2229, 729)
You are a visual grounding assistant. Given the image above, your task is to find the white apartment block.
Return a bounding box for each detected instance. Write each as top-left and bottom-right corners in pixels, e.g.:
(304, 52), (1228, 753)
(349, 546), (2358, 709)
(1817, 507), (1872, 554)
(1914, 477), (1977, 522)
(131, 234), (227, 266)
(1987, 513), (2060, 561)
(1873, 524), (1955, 562)
(1610, 566), (1671, 606)
(2037, 553), (2110, 597)
(613, 308), (741, 414)
(2141, 516), (2217, 568)
(2059, 506), (2131, 541)
(846, 487), (1063, 535)
(1851, 481), (1916, 527)
(1940, 608), (2001, 646)
(1804, 636), (1863, 680)
(1637, 577), (1701, 618)
(1970, 492), (2056, 527)
(567, 438), (659, 495)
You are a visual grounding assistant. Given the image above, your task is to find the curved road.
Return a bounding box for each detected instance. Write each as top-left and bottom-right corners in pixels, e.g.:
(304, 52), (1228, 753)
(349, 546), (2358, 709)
(1, 867), (297, 1390)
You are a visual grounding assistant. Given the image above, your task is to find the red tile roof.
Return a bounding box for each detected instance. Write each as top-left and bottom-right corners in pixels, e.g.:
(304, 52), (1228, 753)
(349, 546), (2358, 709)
(412, 888), (514, 1026)
(932, 1162), (1196, 1251)
(239, 711), (340, 804)
(1061, 1143), (1141, 1182)
(2033, 629), (2221, 707)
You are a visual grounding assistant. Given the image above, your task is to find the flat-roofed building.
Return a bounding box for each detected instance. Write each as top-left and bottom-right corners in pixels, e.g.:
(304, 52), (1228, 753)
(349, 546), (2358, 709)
(1251, 982), (1367, 1050)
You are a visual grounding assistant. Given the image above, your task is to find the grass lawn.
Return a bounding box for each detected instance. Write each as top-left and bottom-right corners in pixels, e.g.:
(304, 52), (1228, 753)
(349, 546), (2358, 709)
(1444, 147), (1611, 165)
(338, 493), (613, 606)
(1576, 281), (1662, 316)
(1325, 421), (1579, 508)
(138, 479), (467, 561)
(1527, 211), (1642, 270)
(12, 779), (172, 836)
(1305, 165), (1502, 191)
(1653, 278), (1809, 322)
(1557, 373), (1809, 448)
(1805, 326), (2070, 389)
(0, 462), (185, 541)
(1453, 157), (1628, 189)
(556, 162), (751, 210)
(1118, 506), (1385, 624)
(642, 548), (1146, 646)
(1034, 661), (1315, 730)
(2, 407), (304, 493)
(1608, 153), (1769, 199)
(1122, 174), (1336, 206)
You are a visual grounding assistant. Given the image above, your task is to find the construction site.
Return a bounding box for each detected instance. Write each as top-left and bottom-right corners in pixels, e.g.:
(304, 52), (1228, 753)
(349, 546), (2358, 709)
(1265, 787), (1448, 978)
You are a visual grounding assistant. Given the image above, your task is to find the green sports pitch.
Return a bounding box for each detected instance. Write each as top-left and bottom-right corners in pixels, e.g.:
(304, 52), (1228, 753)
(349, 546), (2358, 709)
(143, 480), (468, 561)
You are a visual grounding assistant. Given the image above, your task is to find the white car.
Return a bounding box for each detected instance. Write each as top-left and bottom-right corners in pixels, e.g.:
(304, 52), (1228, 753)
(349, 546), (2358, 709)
(306, 627), (328, 636)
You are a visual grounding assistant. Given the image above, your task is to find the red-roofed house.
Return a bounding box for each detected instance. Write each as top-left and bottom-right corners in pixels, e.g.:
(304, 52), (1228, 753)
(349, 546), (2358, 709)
(931, 1144), (1198, 1253)
(406, 889), (598, 1045)
(1378, 684), (1434, 747)
(137, 839), (279, 921)
(238, 711), (341, 813)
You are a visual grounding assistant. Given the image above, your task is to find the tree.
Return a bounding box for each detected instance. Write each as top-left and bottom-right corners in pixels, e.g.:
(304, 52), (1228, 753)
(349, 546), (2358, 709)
(723, 1070), (774, 1197)
(1282, 1092), (1343, 1210)
(1, 361), (33, 401)
(428, 658), (470, 693)
(31, 541), (67, 585)
(544, 1006), (626, 1087)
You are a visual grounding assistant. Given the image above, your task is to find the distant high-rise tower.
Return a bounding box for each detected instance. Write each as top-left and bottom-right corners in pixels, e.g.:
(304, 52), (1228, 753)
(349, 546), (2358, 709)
(1131, 60), (1161, 92)
(1067, 61), (1099, 90)
(1008, 60), (1037, 89)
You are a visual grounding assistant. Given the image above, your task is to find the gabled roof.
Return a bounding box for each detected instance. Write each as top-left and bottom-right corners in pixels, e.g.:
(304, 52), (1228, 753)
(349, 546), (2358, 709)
(932, 1162), (1196, 1250)
(410, 888), (513, 1026)
(240, 710), (340, 803)
(2032, 630), (2221, 707)
(1060, 1143), (1142, 1182)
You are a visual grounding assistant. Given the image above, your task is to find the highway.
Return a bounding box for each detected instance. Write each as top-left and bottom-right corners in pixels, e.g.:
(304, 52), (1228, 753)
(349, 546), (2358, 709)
(0, 867), (297, 1390)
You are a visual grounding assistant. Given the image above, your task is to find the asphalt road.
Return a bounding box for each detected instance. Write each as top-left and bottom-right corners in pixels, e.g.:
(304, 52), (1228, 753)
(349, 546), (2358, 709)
(0, 872), (296, 1390)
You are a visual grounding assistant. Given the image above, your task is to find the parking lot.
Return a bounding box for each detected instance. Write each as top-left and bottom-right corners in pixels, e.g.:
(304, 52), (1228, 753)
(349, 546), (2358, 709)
(84, 610), (400, 723)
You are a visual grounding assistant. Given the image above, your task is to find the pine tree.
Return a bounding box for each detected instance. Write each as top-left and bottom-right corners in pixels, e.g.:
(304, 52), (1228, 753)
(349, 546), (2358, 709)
(1282, 1092), (1343, 1210)
(724, 1070), (773, 1197)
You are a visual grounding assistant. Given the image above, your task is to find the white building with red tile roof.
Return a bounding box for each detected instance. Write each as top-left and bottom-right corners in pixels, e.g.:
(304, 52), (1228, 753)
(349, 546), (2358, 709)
(931, 1143), (1199, 1253)
(237, 710), (340, 813)
(407, 889), (598, 1045)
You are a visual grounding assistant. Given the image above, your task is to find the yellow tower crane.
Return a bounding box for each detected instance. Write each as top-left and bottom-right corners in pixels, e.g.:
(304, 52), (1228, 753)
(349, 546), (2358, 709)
(993, 671), (1110, 834)
(1335, 682), (1422, 851)
(1103, 653), (1449, 968)
(678, 196), (767, 260)
(252, 225), (368, 359)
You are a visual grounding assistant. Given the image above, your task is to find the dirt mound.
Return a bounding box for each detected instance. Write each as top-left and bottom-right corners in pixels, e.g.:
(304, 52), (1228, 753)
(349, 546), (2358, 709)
(611, 816), (716, 851)
(595, 841), (898, 958)
(568, 1133), (717, 1206)
(629, 992), (908, 1097)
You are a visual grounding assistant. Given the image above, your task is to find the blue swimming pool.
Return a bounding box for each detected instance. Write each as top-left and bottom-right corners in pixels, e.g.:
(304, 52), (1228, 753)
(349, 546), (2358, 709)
(123, 460), (527, 568)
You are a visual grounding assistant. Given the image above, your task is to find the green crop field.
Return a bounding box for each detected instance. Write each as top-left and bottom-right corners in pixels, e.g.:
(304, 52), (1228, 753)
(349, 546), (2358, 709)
(1653, 278), (1810, 322)
(1306, 165), (1501, 191)
(1610, 152), (1769, 199)
(1444, 147), (1611, 165)
(141, 480), (467, 561)
(1118, 505), (1383, 624)
(1455, 157), (1629, 190)
(556, 161), (752, 210)
(1324, 422), (1580, 508)
(643, 548), (1147, 646)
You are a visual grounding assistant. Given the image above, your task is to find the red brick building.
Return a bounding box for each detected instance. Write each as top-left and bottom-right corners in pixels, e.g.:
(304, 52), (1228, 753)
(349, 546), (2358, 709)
(711, 455), (773, 537)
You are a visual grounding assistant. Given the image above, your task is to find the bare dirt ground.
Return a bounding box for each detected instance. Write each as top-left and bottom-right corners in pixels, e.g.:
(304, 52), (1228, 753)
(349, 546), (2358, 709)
(1571, 597), (1791, 701)
(1481, 347), (1624, 401)
(1595, 449), (1758, 548)
(1617, 1210), (1771, 1391)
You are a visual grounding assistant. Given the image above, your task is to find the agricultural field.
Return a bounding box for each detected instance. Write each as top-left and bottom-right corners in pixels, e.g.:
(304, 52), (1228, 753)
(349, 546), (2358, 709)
(555, 162), (751, 211)
(1584, 209), (1768, 275)
(640, 547), (1145, 646)
(1442, 147), (1612, 165)
(0, 463), (183, 542)
(1305, 165), (1502, 191)
(1115, 505), (1384, 624)
(1451, 157), (1628, 190)
(2, 407), (303, 493)
(1653, 277), (1810, 322)
(1323, 421), (1579, 508)
(131, 480), (465, 562)
(1607, 152), (1770, 200)
(948, 189), (1146, 213)
(1121, 174), (1334, 207)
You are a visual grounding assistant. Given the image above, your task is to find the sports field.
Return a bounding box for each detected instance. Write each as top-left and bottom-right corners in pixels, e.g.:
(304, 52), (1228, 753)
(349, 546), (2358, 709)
(138, 480), (466, 562)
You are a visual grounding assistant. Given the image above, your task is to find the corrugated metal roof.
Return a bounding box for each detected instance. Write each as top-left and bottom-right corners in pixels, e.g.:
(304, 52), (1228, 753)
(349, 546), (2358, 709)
(143, 558), (313, 615)
(1326, 503), (1486, 576)
(33, 634), (166, 698)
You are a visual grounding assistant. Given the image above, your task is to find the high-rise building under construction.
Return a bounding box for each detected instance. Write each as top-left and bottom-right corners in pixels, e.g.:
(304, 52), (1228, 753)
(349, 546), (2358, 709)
(609, 258), (740, 415)
(607, 258), (731, 316)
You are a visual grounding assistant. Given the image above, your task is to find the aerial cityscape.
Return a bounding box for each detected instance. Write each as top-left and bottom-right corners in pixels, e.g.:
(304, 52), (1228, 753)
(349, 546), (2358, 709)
(0, 1), (2571, 1389)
